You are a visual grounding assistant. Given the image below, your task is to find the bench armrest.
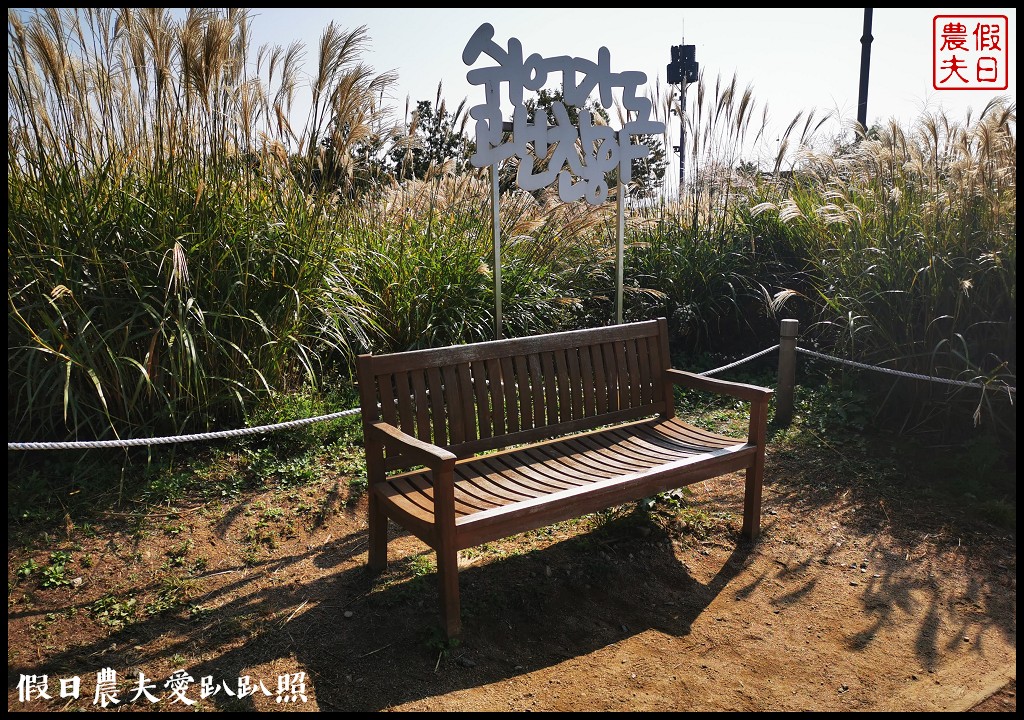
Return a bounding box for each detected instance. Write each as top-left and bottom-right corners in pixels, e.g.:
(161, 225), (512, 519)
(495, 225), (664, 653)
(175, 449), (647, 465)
(666, 369), (773, 404)
(366, 421), (457, 472)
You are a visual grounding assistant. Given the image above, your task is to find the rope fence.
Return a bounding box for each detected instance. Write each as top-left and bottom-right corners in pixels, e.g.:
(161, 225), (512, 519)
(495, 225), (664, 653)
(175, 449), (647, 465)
(7, 320), (1015, 450)
(698, 344), (780, 377)
(7, 408), (361, 452)
(795, 347), (1017, 394)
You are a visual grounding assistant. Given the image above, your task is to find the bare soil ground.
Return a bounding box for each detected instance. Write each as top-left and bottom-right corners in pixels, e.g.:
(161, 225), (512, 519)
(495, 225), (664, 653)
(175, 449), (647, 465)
(7, 434), (1016, 712)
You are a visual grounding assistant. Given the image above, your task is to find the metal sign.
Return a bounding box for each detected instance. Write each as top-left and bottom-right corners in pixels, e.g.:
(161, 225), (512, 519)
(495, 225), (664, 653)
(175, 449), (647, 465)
(463, 22), (664, 205)
(462, 23), (665, 335)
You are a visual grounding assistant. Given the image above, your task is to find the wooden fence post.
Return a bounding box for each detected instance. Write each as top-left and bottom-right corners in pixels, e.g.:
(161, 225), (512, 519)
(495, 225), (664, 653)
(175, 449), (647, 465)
(776, 319), (799, 426)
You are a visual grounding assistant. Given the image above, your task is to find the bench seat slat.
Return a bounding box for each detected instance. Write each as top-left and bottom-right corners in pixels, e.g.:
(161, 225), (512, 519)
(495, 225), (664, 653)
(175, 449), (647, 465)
(564, 430), (682, 468)
(447, 405), (663, 459)
(654, 417), (743, 448)
(559, 435), (657, 473)
(391, 475), (490, 517)
(520, 445), (625, 484)
(457, 448), (752, 549)
(454, 466), (542, 505)
(462, 458), (579, 500)
(574, 431), (689, 465)
(621, 423), (738, 453)
(487, 450), (593, 490)
(477, 454), (591, 493)
(445, 472), (518, 508)
(373, 416), (750, 538)
(605, 426), (721, 459)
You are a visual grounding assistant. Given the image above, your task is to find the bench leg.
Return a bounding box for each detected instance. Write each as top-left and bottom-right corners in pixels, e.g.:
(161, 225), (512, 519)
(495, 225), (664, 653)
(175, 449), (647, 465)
(436, 542), (461, 639)
(741, 459), (764, 541)
(367, 492), (389, 573)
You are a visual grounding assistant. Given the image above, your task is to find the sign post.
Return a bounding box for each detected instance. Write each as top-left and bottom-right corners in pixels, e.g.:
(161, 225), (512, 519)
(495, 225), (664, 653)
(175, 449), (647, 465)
(490, 161), (502, 338)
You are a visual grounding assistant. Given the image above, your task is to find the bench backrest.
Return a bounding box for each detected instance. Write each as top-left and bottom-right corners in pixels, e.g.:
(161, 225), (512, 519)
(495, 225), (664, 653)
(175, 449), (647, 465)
(357, 318), (674, 469)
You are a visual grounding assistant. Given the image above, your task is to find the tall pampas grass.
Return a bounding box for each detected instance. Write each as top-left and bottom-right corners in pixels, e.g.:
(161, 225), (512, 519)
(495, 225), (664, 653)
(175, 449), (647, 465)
(755, 99), (1016, 430)
(7, 8), (391, 440)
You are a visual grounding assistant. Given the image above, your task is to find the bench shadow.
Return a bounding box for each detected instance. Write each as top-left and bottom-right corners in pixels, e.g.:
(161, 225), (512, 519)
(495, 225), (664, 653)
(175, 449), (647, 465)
(10, 512), (755, 711)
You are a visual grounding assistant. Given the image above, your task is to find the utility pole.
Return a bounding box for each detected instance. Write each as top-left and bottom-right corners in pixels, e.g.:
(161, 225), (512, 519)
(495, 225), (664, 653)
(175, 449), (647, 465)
(668, 38), (698, 200)
(857, 8), (874, 132)
(679, 46), (686, 200)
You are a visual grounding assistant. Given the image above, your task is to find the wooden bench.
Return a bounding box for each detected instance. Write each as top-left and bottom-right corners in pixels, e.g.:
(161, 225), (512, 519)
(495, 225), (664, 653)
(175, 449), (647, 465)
(356, 318), (772, 638)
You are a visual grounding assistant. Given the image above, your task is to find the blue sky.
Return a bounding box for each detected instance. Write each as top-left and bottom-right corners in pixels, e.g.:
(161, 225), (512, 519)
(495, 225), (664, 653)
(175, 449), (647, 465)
(234, 8), (1015, 178)
(242, 8), (1015, 132)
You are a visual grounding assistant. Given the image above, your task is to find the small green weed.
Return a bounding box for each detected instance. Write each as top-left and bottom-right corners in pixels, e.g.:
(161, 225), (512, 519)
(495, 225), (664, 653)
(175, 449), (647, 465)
(641, 488), (692, 511)
(348, 474), (369, 497)
(16, 559), (39, 581)
(409, 554), (436, 577)
(90, 594), (138, 630)
(40, 551), (74, 589)
(162, 520), (188, 536)
(165, 540), (193, 568)
(674, 507), (731, 541)
(146, 574), (202, 616)
(244, 525), (279, 550)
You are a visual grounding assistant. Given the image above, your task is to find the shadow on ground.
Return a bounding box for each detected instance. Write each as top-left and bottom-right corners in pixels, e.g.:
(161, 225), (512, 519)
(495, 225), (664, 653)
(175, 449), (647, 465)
(9, 510), (760, 711)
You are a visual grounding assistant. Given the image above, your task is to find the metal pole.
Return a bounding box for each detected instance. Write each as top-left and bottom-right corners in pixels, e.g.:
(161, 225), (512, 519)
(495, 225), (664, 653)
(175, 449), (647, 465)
(491, 162), (502, 339)
(616, 173), (624, 325)
(776, 319), (799, 425)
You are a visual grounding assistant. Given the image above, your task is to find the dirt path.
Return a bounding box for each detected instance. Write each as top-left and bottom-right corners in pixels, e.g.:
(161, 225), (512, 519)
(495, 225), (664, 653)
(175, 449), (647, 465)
(347, 478), (1017, 712)
(7, 455), (1016, 712)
